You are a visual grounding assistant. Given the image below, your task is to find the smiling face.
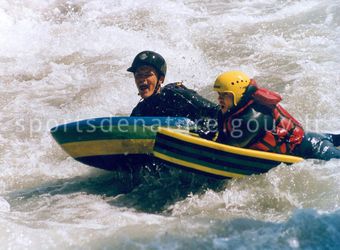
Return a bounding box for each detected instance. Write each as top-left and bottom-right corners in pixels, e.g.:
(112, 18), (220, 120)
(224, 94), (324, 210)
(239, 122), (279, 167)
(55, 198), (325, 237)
(217, 92), (234, 114)
(134, 65), (164, 99)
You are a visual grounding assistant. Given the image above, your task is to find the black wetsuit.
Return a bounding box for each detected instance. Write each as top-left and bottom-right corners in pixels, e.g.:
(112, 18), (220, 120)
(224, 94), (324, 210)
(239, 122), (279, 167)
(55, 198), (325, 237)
(131, 82), (219, 123)
(129, 82), (219, 174)
(293, 132), (340, 160)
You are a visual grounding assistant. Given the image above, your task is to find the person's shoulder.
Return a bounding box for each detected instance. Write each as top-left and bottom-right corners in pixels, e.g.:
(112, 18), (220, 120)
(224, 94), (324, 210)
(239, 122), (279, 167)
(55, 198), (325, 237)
(162, 82), (188, 90)
(130, 97), (153, 116)
(159, 82), (185, 97)
(130, 100), (143, 116)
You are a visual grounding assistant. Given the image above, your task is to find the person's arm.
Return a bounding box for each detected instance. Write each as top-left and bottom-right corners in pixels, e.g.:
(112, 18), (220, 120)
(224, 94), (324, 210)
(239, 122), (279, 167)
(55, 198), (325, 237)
(162, 82), (219, 134)
(169, 83), (219, 118)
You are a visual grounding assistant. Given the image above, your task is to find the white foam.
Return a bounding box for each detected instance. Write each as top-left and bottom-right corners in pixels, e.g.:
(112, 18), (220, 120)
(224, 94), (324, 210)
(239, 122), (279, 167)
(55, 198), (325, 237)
(0, 197), (10, 212)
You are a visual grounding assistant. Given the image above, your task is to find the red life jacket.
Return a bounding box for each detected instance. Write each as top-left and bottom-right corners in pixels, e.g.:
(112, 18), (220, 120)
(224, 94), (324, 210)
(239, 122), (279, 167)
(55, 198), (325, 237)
(224, 81), (304, 154)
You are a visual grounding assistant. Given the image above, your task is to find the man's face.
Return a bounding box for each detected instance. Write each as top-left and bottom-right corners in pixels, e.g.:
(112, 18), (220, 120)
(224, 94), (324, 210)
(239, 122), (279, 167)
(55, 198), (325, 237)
(217, 92), (234, 114)
(134, 65), (163, 99)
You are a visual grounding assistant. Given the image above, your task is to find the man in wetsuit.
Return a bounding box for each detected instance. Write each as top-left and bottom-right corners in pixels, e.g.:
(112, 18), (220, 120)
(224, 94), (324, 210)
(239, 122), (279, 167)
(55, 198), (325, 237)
(212, 70), (340, 160)
(128, 51), (219, 123)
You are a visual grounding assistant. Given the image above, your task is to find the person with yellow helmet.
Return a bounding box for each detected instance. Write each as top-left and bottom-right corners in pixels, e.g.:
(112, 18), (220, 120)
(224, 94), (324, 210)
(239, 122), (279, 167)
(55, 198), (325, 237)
(213, 70), (340, 160)
(128, 50), (219, 122)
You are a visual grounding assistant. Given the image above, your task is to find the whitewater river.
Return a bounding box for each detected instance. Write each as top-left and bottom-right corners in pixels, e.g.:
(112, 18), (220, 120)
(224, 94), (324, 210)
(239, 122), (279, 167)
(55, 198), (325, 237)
(0, 0), (339, 249)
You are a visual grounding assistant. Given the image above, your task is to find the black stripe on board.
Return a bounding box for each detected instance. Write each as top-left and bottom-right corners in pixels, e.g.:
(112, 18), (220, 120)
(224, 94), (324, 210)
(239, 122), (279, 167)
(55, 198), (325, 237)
(155, 133), (280, 172)
(154, 140), (269, 175)
(156, 135), (276, 172)
(160, 159), (231, 179)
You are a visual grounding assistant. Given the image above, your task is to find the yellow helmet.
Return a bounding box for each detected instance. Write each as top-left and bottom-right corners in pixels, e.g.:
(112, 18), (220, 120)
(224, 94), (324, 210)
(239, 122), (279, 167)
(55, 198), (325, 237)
(213, 70), (251, 106)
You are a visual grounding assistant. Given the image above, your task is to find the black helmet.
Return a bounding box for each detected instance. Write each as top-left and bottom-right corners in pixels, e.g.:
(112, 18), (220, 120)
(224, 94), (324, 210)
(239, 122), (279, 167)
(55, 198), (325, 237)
(127, 50), (167, 77)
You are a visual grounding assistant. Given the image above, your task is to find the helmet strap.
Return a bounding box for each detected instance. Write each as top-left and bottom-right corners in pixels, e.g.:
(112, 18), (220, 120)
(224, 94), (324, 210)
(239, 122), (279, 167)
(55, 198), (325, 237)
(154, 81), (161, 94)
(152, 75), (164, 96)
